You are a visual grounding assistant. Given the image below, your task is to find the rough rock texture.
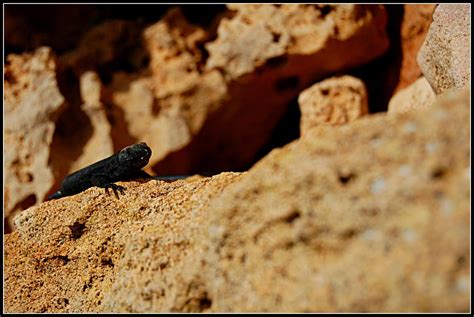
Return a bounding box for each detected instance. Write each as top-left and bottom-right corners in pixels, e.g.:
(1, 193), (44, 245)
(393, 4), (437, 93)
(70, 71), (114, 171)
(200, 88), (470, 312)
(4, 173), (243, 313)
(298, 75), (368, 135)
(5, 89), (469, 313)
(417, 4), (471, 94)
(388, 76), (436, 114)
(4, 47), (66, 231)
(110, 5), (389, 174)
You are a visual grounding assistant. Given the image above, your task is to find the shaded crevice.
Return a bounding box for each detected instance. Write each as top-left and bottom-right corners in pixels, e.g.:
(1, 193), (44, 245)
(48, 67), (93, 196)
(347, 5), (404, 113)
(69, 222), (86, 240)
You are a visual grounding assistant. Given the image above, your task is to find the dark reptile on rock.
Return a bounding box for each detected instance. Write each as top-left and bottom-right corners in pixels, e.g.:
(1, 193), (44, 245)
(48, 142), (173, 200)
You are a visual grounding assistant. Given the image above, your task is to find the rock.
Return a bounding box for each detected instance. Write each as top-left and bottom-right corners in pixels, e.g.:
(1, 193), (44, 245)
(201, 88), (470, 312)
(4, 173), (243, 313)
(388, 76), (436, 114)
(4, 47), (66, 232)
(298, 75), (368, 135)
(112, 5), (389, 174)
(70, 71), (114, 171)
(417, 4), (471, 94)
(4, 89), (470, 313)
(206, 4), (389, 80)
(393, 4), (437, 93)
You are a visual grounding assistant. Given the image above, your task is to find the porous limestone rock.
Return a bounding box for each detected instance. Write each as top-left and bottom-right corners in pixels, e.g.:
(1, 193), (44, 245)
(201, 88), (470, 312)
(4, 89), (469, 313)
(417, 4), (471, 94)
(298, 75), (368, 134)
(68, 71), (114, 172)
(4, 47), (65, 231)
(4, 173), (243, 313)
(388, 76), (436, 114)
(111, 5), (389, 174)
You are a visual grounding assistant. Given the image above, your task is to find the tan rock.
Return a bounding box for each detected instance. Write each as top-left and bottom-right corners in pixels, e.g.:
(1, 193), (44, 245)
(4, 173), (243, 313)
(206, 4), (389, 79)
(393, 4), (437, 93)
(388, 76), (436, 114)
(4, 47), (65, 231)
(112, 5), (389, 174)
(417, 4), (471, 94)
(298, 75), (368, 134)
(70, 71), (114, 171)
(4, 89), (470, 313)
(201, 88), (470, 312)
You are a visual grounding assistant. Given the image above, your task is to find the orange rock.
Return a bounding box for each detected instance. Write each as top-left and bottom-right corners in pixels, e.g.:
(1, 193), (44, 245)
(298, 75), (368, 134)
(111, 5), (389, 174)
(4, 47), (65, 232)
(202, 89), (470, 312)
(5, 173), (242, 313)
(393, 4), (436, 93)
(388, 76), (435, 114)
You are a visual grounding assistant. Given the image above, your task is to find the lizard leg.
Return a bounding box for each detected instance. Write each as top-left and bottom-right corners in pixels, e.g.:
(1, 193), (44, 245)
(90, 175), (126, 198)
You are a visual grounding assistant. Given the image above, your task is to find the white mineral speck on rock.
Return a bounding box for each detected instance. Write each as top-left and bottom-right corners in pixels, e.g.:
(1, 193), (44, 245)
(403, 122), (417, 133)
(362, 229), (380, 241)
(456, 275), (469, 293)
(371, 177), (386, 194)
(425, 142), (438, 153)
(398, 165), (412, 177)
(402, 229), (417, 243)
(440, 198), (454, 216)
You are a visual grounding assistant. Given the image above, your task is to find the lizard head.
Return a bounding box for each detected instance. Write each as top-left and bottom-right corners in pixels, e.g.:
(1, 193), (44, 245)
(118, 142), (152, 169)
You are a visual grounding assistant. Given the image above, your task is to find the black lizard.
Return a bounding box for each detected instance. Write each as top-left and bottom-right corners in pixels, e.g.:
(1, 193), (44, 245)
(48, 142), (153, 200)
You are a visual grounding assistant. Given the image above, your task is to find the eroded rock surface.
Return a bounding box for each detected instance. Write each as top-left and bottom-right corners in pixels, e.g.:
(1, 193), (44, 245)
(4, 173), (243, 313)
(4, 47), (65, 230)
(111, 4), (389, 174)
(201, 88), (470, 312)
(4, 89), (469, 313)
(417, 4), (471, 94)
(388, 76), (436, 114)
(298, 75), (368, 135)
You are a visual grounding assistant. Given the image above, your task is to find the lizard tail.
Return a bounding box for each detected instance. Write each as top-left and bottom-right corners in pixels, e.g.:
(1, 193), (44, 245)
(48, 191), (63, 200)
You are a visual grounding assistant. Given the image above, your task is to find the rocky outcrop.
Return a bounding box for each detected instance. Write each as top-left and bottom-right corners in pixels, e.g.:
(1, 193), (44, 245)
(4, 173), (243, 313)
(3, 47), (65, 231)
(417, 4), (471, 94)
(111, 5), (389, 174)
(298, 75), (368, 134)
(388, 76), (435, 114)
(4, 89), (470, 312)
(201, 88), (470, 312)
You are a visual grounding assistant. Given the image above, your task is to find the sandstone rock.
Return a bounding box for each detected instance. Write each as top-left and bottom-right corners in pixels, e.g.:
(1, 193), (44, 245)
(112, 5), (389, 174)
(393, 4), (436, 93)
(70, 71), (114, 171)
(417, 4), (471, 94)
(4, 89), (469, 313)
(206, 4), (389, 80)
(298, 75), (368, 134)
(388, 76), (436, 114)
(201, 88), (470, 312)
(4, 173), (243, 313)
(4, 47), (65, 231)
